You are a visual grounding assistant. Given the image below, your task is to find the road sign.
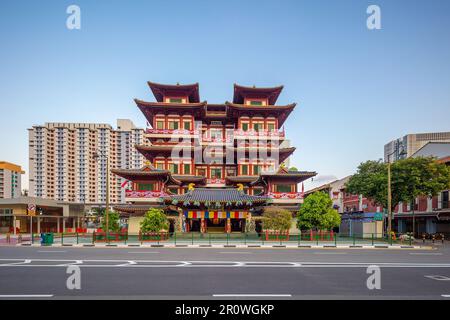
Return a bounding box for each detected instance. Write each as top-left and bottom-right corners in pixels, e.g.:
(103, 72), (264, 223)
(27, 204), (36, 216)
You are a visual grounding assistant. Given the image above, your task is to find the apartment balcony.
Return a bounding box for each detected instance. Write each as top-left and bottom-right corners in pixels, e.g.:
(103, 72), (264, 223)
(125, 190), (167, 202)
(267, 192), (304, 204)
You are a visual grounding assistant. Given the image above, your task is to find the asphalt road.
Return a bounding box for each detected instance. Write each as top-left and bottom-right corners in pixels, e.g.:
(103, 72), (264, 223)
(1, 246), (450, 299)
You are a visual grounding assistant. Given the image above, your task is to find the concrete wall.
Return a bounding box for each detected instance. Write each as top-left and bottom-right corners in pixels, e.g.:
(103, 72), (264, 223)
(128, 217), (144, 235)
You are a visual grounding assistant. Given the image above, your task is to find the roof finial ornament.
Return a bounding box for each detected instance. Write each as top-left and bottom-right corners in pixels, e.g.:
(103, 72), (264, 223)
(176, 82), (180, 86)
(237, 183), (244, 191)
(188, 183), (195, 191)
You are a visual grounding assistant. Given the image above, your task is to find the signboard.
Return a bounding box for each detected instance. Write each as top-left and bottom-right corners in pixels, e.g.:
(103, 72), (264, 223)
(27, 204), (36, 216)
(374, 212), (383, 221)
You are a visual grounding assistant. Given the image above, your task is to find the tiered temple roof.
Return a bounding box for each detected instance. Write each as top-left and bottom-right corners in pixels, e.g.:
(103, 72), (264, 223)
(163, 188), (268, 208)
(233, 84), (284, 105)
(147, 81), (200, 103)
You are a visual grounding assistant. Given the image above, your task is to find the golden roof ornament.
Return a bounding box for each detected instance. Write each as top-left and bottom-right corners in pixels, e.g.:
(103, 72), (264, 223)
(237, 183), (244, 191)
(188, 183), (195, 191)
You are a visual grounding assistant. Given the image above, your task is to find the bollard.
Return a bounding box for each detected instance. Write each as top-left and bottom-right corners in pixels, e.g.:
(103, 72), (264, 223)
(18, 234), (22, 244)
(77, 232), (79, 244)
(372, 233), (374, 246)
(432, 234), (435, 244)
(61, 232), (64, 245)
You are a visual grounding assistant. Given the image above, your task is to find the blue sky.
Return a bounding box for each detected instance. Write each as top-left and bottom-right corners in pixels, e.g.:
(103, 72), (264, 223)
(1, 0), (449, 190)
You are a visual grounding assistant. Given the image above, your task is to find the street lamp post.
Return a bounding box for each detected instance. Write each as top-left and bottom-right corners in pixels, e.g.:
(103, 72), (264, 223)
(94, 151), (110, 242)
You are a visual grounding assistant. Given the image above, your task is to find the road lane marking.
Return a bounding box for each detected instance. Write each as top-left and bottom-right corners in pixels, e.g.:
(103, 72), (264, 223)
(56, 260), (83, 267)
(37, 251), (66, 253)
(425, 275), (450, 281)
(213, 294), (291, 297)
(0, 259), (31, 266)
(116, 261), (137, 267)
(0, 295), (53, 298)
(442, 295), (450, 298)
(410, 253), (442, 255)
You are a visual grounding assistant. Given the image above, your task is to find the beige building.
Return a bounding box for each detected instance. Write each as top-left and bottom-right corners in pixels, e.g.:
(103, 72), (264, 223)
(0, 161), (24, 199)
(384, 131), (450, 163)
(28, 119), (146, 204)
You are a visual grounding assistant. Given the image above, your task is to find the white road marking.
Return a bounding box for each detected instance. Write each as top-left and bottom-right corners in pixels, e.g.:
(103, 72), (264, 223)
(0, 259), (450, 268)
(37, 251), (66, 253)
(0, 295), (53, 298)
(0, 259), (31, 266)
(442, 294), (450, 298)
(425, 275), (450, 281)
(213, 294), (291, 297)
(56, 260), (83, 267)
(410, 253), (442, 256)
(116, 261), (137, 267)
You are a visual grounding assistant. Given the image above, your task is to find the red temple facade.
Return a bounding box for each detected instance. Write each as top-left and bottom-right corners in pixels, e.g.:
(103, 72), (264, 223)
(112, 82), (316, 234)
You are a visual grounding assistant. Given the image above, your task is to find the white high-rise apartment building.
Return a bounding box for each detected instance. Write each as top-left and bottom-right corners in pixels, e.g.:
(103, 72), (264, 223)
(0, 162), (24, 199)
(28, 119), (145, 204)
(384, 131), (450, 163)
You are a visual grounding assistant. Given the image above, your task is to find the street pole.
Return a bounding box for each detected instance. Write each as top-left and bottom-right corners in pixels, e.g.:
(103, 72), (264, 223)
(106, 155), (110, 242)
(387, 161), (392, 236)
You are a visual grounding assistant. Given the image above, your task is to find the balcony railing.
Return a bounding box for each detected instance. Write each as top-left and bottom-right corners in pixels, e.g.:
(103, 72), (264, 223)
(234, 129), (285, 138)
(267, 192), (304, 199)
(125, 190), (167, 198)
(206, 178), (226, 184)
(146, 129), (199, 135)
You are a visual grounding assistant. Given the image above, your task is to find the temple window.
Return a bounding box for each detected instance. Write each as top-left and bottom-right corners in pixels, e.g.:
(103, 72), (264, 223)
(241, 164), (248, 175)
(169, 163), (179, 174)
(253, 123), (263, 132)
(210, 129), (223, 140)
(156, 121), (164, 129)
(168, 121), (179, 130)
(167, 98), (184, 103)
(155, 162), (165, 170)
(211, 168), (222, 179)
(249, 100), (263, 106)
(137, 183), (156, 191)
(183, 163), (191, 175)
(253, 165), (261, 175)
(274, 184), (293, 193)
(241, 123), (249, 131)
(197, 168), (206, 176)
(183, 121), (191, 130)
(267, 123), (275, 131)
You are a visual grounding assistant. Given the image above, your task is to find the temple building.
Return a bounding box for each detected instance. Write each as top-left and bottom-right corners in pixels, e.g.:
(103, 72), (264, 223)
(112, 82), (316, 234)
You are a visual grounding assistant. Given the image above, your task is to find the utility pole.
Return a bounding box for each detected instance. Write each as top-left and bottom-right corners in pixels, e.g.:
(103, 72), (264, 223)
(94, 151), (110, 242)
(387, 160), (392, 235)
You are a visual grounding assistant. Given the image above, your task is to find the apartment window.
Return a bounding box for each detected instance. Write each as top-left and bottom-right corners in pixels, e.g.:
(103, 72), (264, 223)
(211, 168), (222, 179)
(183, 164), (191, 175)
(241, 165), (248, 175)
(443, 191), (449, 209)
(169, 163), (179, 174)
(156, 121), (164, 129)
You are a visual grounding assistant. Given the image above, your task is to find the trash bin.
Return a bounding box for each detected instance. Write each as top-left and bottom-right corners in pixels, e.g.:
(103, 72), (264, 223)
(40, 233), (54, 245)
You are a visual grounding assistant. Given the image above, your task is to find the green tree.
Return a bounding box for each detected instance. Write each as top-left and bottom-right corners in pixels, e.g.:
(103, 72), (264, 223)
(297, 192), (341, 230)
(140, 208), (169, 233)
(346, 157), (450, 211)
(262, 207), (292, 231)
(101, 211), (120, 232)
(288, 166), (298, 172)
